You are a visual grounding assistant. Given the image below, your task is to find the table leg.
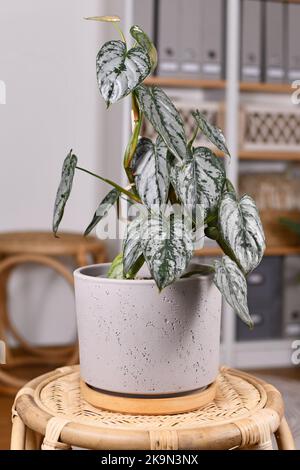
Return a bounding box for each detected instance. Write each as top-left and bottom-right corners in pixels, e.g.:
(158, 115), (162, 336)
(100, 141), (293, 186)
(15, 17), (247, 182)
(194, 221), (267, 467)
(25, 427), (38, 450)
(10, 415), (26, 450)
(275, 417), (296, 450)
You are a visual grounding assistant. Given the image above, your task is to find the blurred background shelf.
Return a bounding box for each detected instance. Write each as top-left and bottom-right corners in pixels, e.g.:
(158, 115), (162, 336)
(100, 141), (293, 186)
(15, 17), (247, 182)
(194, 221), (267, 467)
(145, 77), (294, 94)
(195, 246), (300, 257)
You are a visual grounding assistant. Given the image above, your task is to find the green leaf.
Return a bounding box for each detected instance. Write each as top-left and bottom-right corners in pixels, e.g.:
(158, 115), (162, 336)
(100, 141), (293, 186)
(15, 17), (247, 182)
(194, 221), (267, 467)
(130, 25), (157, 72)
(52, 150), (77, 236)
(84, 189), (120, 236)
(192, 110), (230, 156)
(181, 264), (214, 278)
(214, 256), (253, 327)
(169, 147), (226, 220)
(141, 212), (194, 290)
(135, 85), (188, 161)
(107, 253), (124, 279)
(219, 193), (266, 274)
(131, 136), (169, 208)
(96, 40), (151, 106)
(123, 214), (146, 275)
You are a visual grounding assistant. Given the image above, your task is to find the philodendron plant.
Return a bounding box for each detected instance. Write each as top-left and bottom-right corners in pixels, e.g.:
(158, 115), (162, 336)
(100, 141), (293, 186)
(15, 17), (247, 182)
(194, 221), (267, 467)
(53, 17), (265, 327)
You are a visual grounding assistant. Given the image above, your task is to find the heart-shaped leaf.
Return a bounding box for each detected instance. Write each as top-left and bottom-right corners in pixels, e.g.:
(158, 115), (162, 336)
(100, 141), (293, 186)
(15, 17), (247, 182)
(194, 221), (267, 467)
(53, 150), (77, 236)
(135, 85), (188, 161)
(141, 212), (194, 290)
(131, 136), (169, 208)
(192, 110), (230, 156)
(130, 25), (157, 72)
(84, 188), (120, 236)
(214, 256), (253, 327)
(219, 193), (266, 274)
(123, 214), (146, 275)
(96, 40), (151, 106)
(169, 147), (226, 220)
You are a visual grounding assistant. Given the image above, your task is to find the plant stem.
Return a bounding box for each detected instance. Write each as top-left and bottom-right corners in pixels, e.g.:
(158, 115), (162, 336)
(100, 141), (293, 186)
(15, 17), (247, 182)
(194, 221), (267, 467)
(76, 166), (141, 203)
(113, 23), (126, 43)
(188, 124), (199, 149)
(123, 93), (143, 183)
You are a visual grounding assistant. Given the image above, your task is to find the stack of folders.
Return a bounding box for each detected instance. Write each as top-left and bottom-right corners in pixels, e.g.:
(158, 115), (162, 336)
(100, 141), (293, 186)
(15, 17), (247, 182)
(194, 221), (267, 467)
(156, 0), (225, 79)
(133, 0), (300, 84)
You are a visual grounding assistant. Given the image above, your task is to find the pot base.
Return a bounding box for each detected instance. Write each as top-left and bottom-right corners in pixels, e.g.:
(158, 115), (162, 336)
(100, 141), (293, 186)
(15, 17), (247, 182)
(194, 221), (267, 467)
(80, 379), (217, 415)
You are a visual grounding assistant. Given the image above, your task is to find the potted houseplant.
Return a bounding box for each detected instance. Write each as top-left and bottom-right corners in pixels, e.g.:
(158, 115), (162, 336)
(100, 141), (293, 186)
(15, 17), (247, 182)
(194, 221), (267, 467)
(53, 17), (265, 397)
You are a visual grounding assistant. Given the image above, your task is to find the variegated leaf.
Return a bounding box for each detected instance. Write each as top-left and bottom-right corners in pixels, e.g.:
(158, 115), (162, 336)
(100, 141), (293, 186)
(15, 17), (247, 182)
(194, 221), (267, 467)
(141, 212), (194, 290)
(192, 110), (230, 156)
(53, 150), (77, 236)
(130, 25), (157, 72)
(214, 256), (253, 327)
(135, 85), (188, 161)
(96, 40), (151, 106)
(84, 189), (120, 236)
(219, 193), (266, 274)
(131, 136), (169, 208)
(123, 215), (146, 275)
(107, 253), (124, 279)
(169, 147), (226, 220)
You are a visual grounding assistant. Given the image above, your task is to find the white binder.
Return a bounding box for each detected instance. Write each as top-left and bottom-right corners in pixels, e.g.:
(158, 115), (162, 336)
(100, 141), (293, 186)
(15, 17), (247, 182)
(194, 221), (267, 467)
(287, 2), (300, 82)
(265, 1), (285, 83)
(201, 0), (224, 79)
(241, 0), (262, 82)
(179, 0), (202, 77)
(157, 0), (181, 76)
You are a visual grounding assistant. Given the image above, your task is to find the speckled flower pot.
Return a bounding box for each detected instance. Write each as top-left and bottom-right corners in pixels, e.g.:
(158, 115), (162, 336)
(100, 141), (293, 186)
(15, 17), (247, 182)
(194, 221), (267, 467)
(74, 263), (222, 396)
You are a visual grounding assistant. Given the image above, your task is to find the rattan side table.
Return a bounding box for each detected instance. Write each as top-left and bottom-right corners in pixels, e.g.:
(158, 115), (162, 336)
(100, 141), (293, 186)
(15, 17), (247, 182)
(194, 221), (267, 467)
(10, 365), (295, 450)
(0, 232), (106, 394)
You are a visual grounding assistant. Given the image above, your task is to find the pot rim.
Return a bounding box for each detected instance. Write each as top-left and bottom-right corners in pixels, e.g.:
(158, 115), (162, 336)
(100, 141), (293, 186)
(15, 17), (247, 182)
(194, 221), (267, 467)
(74, 263), (213, 285)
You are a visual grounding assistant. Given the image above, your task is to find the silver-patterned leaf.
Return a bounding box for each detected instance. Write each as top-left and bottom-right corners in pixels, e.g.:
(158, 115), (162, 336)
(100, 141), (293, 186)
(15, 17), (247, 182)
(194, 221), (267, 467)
(123, 215), (146, 275)
(135, 85), (188, 161)
(130, 25), (157, 72)
(219, 193), (266, 274)
(96, 40), (151, 106)
(84, 189), (120, 236)
(192, 110), (230, 156)
(214, 256), (253, 327)
(169, 147), (226, 220)
(107, 253), (124, 279)
(131, 136), (169, 208)
(53, 150), (77, 236)
(141, 212), (194, 290)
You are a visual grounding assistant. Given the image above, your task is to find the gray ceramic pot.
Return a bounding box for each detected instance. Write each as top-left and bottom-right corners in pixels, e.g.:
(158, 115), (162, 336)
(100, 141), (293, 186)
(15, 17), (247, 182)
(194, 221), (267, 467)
(74, 263), (221, 396)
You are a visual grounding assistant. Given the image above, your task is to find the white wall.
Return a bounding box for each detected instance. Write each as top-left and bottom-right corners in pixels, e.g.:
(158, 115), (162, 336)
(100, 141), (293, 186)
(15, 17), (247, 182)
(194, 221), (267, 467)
(0, 0), (127, 345)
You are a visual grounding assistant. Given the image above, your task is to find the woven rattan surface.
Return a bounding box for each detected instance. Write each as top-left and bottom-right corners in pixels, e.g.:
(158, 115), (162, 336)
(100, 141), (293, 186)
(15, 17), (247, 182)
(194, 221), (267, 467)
(36, 366), (264, 430)
(12, 365), (295, 450)
(0, 231), (105, 256)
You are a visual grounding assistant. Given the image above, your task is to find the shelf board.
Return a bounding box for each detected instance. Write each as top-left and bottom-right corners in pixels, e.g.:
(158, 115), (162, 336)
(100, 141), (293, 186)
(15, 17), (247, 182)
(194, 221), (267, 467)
(144, 76), (226, 90)
(145, 77), (293, 94)
(195, 245), (300, 257)
(239, 150), (300, 161)
(239, 82), (293, 94)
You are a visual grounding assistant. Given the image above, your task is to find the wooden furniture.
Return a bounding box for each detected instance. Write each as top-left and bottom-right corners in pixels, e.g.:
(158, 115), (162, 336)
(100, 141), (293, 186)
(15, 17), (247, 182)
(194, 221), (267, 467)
(10, 365), (295, 450)
(0, 232), (106, 394)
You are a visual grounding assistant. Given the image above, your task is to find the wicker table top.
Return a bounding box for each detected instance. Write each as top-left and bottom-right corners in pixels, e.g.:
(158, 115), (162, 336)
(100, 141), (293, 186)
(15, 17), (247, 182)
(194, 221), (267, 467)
(11, 365), (295, 450)
(0, 231), (104, 256)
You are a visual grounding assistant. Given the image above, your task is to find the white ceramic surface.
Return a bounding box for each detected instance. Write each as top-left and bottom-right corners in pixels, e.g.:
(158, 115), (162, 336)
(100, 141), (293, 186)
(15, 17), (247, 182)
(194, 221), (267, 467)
(74, 263), (222, 395)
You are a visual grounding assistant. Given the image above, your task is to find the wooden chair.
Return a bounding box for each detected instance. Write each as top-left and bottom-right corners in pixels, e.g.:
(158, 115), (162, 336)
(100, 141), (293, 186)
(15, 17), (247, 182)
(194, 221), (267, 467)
(10, 365), (295, 450)
(0, 232), (106, 394)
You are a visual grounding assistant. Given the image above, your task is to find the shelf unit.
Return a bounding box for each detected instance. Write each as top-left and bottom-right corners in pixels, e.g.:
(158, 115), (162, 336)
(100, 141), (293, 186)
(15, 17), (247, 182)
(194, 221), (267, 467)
(122, 0), (299, 369)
